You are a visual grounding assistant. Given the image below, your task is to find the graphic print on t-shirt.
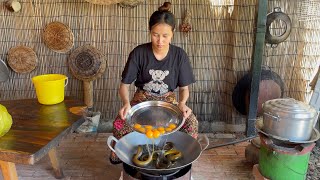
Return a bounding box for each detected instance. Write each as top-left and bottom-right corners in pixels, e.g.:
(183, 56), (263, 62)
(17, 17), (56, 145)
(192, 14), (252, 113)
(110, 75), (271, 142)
(143, 69), (169, 95)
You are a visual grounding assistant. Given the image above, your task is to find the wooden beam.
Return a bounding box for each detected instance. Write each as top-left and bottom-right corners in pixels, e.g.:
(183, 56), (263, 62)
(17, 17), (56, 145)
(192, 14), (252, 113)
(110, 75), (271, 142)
(247, 0), (268, 136)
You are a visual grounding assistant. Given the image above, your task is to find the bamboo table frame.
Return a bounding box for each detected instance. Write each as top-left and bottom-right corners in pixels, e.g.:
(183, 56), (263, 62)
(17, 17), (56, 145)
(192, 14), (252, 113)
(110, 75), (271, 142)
(0, 97), (85, 180)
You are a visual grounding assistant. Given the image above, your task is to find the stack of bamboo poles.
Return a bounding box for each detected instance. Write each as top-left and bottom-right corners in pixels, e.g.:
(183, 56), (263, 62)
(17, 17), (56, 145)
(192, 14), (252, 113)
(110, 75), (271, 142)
(0, 0), (319, 132)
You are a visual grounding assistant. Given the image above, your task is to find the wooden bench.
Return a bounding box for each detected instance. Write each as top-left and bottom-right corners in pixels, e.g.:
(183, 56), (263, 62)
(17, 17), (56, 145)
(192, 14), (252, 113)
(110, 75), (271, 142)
(0, 97), (85, 180)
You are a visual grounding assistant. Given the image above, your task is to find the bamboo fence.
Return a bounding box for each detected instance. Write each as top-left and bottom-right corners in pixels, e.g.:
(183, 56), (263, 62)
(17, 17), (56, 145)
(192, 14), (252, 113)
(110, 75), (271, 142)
(0, 0), (319, 132)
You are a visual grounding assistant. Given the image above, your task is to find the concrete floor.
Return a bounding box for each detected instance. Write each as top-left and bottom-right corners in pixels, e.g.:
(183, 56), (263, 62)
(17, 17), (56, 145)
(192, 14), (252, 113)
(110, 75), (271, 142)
(0, 133), (254, 180)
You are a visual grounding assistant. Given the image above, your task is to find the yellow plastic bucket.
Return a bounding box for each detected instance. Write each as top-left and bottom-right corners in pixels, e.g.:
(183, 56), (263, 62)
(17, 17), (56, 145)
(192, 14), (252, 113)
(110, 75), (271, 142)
(32, 74), (68, 105)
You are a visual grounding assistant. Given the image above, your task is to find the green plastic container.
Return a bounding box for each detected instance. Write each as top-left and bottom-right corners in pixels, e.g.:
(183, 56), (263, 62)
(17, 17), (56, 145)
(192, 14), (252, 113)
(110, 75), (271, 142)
(259, 135), (315, 180)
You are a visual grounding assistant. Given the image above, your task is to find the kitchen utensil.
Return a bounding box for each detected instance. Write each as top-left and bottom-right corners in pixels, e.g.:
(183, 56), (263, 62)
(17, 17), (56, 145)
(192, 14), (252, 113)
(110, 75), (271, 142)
(107, 131), (209, 175)
(68, 45), (106, 108)
(43, 21), (74, 53)
(262, 98), (318, 141)
(265, 7), (292, 47)
(256, 119), (320, 144)
(232, 67), (284, 116)
(126, 101), (185, 136)
(7, 45), (37, 73)
(0, 59), (9, 82)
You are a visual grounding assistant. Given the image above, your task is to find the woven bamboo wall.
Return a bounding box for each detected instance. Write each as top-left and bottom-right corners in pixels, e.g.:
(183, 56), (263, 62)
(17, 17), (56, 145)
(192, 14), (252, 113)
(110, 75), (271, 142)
(0, 0), (319, 133)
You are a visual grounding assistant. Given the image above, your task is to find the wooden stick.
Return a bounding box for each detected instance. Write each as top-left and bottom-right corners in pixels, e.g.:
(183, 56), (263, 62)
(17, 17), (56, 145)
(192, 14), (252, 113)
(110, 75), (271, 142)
(83, 81), (93, 108)
(48, 148), (64, 179)
(0, 160), (18, 180)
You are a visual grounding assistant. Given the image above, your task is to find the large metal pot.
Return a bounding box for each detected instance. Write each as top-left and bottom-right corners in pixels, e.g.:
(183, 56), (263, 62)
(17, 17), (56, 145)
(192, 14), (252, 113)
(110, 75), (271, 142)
(262, 98), (318, 141)
(107, 131), (209, 175)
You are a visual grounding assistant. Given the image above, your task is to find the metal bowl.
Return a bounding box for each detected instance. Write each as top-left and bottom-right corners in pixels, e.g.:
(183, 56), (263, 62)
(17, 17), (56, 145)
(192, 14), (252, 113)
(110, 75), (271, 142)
(126, 101), (185, 135)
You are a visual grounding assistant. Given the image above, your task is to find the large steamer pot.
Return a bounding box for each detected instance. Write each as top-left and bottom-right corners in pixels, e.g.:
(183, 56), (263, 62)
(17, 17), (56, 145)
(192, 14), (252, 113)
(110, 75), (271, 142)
(107, 131), (209, 175)
(262, 98), (318, 141)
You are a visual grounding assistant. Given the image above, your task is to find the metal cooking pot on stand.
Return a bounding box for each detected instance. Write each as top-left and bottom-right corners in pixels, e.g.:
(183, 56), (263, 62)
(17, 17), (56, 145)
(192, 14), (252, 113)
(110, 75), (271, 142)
(262, 98), (318, 141)
(107, 131), (209, 176)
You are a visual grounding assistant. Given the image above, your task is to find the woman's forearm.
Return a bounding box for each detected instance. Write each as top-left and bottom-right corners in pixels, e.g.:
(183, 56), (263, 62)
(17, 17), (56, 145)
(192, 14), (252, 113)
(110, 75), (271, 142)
(178, 86), (192, 118)
(119, 83), (130, 105)
(178, 86), (189, 104)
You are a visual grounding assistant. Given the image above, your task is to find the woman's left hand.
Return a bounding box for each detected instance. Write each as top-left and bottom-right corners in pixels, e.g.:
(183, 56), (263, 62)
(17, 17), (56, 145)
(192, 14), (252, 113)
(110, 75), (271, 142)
(178, 102), (192, 119)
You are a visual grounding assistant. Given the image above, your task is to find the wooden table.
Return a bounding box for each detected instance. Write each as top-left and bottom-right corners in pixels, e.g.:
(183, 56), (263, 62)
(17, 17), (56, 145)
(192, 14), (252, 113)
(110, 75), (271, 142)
(0, 97), (85, 180)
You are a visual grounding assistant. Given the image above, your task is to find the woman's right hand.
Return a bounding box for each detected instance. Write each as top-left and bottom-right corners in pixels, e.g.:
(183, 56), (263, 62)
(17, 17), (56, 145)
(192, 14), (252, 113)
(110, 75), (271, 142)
(119, 103), (131, 120)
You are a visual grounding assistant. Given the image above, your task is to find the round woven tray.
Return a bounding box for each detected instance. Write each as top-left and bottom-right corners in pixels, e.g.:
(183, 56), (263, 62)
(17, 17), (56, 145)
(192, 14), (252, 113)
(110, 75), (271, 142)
(43, 21), (74, 53)
(118, 0), (144, 8)
(68, 45), (106, 81)
(7, 45), (37, 73)
(84, 0), (123, 5)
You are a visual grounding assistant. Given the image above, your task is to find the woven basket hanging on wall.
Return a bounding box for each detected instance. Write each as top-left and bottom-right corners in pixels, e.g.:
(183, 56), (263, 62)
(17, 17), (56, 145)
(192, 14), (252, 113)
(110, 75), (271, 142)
(42, 21), (74, 53)
(7, 46), (37, 73)
(84, 0), (124, 5)
(118, 0), (144, 8)
(68, 45), (106, 81)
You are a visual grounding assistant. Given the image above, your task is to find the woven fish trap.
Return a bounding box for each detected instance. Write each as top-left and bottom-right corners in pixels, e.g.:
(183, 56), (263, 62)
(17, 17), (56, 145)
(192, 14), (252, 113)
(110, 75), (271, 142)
(43, 21), (74, 53)
(68, 45), (106, 81)
(7, 45), (37, 74)
(118, 0), (144, 8)
(84, 0), (123, 5)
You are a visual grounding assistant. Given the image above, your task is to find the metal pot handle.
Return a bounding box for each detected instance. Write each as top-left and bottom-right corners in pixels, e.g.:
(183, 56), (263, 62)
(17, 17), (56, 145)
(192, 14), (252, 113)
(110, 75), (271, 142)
(264, 112), (280, 121)
(197, 134), (209, 151)
(107, 136), (118, 153)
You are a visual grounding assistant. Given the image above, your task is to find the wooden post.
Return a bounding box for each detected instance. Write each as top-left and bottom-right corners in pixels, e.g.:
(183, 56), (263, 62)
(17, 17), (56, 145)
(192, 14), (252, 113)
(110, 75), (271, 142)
(247, 0), (268, 136)
(0, 160), (18, 180)
(48, 148), (64, 179)
(83, 81), (93, 108)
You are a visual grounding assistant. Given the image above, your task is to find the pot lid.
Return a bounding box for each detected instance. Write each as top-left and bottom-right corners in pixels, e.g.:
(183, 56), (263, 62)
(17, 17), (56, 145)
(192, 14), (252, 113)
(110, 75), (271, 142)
(262, 98), (317, 119)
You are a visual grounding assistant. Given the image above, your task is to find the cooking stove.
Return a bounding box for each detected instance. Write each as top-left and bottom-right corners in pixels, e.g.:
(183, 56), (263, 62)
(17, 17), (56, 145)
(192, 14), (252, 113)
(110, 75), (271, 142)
(121, 163), (192, 180)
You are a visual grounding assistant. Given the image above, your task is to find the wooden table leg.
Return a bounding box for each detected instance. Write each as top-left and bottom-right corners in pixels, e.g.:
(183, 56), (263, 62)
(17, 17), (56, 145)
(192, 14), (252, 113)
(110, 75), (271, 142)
(0, 160), (18, 180)
(48, 148), (64, 179)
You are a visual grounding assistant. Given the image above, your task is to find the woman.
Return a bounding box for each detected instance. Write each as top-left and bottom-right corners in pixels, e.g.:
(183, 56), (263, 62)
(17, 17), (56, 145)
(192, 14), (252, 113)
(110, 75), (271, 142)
(110, 2), (198, 164)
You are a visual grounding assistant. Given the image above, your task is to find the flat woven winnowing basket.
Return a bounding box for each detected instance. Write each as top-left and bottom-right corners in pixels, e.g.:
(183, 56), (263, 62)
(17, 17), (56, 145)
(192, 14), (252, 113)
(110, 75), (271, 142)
(43, 21), (74, 53)
(84, 0), (124, 5)
(119, 0), (144, 8)
(7, 45), (37, 74)
(68, 45), (106, 81)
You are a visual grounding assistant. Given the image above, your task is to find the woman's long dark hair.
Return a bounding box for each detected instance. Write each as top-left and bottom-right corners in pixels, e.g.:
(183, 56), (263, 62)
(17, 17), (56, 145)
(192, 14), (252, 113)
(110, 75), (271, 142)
(149, 2), (175, 31)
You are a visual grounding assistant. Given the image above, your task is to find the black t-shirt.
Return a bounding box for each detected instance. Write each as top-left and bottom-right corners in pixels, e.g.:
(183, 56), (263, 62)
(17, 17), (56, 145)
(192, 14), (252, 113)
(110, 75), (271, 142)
(121, 43), (195, 95)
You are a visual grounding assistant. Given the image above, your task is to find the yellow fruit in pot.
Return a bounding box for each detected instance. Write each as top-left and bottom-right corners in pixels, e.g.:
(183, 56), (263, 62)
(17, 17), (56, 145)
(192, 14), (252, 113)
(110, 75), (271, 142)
(168, 123), (177, 129)
(145, 125), (153, 130)
(152, 130), (160, 138)
(0, 104), (12, 137)
(146, 130), (153, 139)
(133, 123), (142, 129)
(165, 127), (173, 132)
